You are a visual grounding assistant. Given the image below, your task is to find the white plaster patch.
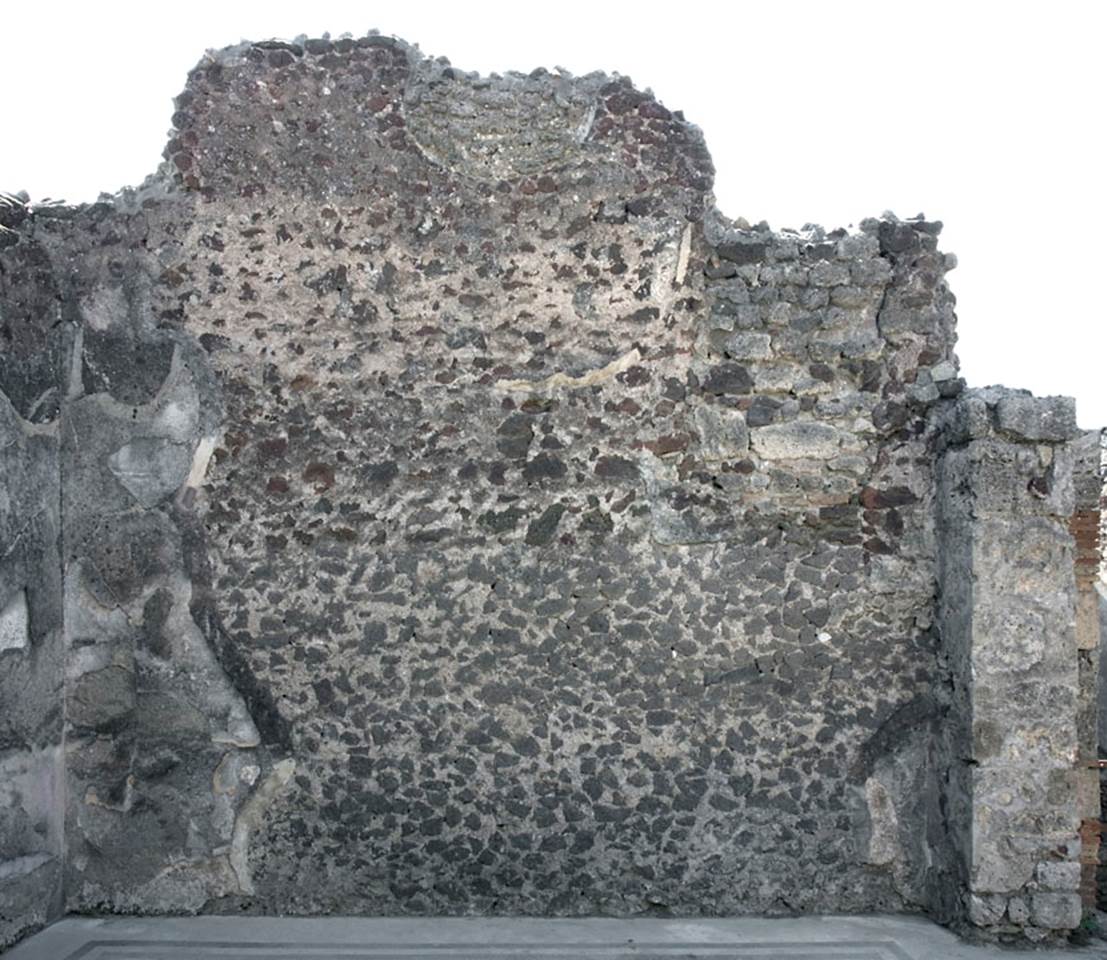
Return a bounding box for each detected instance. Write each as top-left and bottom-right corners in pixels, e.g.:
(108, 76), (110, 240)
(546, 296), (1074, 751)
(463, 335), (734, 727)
(863, 777), (899, 866)
(186, 435), (218, 490)
(496, 348), (641, 393)
(0, 588), (29, 652)
(79, 285), (127, 332)
(230, 759), (296, 895)
(674, 223), (692, 287)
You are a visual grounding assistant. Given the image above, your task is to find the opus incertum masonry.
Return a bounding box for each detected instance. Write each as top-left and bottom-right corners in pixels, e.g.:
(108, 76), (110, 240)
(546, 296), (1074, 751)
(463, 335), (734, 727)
(1, 31), (1104, 951)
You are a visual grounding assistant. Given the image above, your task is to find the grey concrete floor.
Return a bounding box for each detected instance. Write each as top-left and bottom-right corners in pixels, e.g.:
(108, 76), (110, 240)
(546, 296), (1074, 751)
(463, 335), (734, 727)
(6, 916), (1107, 960)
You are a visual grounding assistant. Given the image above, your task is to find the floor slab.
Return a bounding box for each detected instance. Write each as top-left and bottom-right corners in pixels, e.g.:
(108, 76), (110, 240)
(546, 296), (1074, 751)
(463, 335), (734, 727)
(6, 916), (1107, 959)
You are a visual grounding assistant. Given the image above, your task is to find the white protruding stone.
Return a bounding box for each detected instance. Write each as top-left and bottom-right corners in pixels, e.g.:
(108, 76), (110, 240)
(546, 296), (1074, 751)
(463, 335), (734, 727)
(496, 348), (641, 393)
(108, 438), (192, 506)
(186, 435), (218, 490)
(674, 223), (691, 287)
(0, 589), (29, 652)
(693, 405), (748, 461)
(929, 360), (957, 382)
(751, 421), (841, 460)
(230, 759), (296, 895)
(863, 777), (899, 866)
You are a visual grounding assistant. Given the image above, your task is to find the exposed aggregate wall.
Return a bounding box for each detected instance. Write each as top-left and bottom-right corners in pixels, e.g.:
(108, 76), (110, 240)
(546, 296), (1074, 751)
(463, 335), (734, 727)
(0, 32), (1100, 950)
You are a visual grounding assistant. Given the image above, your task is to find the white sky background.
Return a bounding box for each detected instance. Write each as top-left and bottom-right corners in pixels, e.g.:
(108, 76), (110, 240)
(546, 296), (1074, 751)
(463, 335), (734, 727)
(3, 1), (1104, 427)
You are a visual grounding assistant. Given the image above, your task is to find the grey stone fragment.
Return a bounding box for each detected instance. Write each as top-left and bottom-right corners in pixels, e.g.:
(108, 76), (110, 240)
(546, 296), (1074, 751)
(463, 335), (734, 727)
(1006, 896), (1030, 924)
(647, 483), (736, 545)
(693, 406), (748, 461)
(1028, 891), (1081, 929)
(723, 332), (772, 360)
(937, 377), (965, 398)
(0, 853), (60, 951)
(944, 395), (992, 444)
(995, 394), (1078, 442)
(69, 666), (135, 731)
(967, 893), (1005, 926)
(1034, 860), (1080, 892)
(835, 234), (879, 259)
(809, 262), (850, 286)
(107, 438), (193, 507)
(524, 504), (565, 546)
(701, 362), (753, 395)
(930, 360), (957, 382)
(596, 200), (626, 224)
(716, 240), (766, 265)
(746, 396), (782, 427)
(909, 382), (940, 404)
(878, 220), (920, 255)
(495, 414), (533, 459)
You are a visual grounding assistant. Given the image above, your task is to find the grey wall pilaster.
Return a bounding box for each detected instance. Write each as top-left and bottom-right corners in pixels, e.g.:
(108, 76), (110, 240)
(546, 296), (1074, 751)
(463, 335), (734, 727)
(937, 390), (1084, 939)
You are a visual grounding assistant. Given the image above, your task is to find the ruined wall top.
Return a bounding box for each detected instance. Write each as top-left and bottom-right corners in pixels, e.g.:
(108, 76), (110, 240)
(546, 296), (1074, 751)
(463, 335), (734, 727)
(164, 34), (712, 213)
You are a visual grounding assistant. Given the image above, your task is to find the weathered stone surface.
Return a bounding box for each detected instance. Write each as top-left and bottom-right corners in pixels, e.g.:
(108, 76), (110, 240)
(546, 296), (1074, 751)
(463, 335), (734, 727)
(1029, 892), (1082, 930)
(0, 32), (1100, 950)
(723, 332), (772, 360)
(0, 853), (61, 949)
(750, 421), (842, 460)
(1035, 860), (1082, 892)
(107, 439), (193, 507)
(68, 667), (135, 733)
(647, 483), (737, 544)
(995, 393), (1078, 442)
(0, 219), (66, 949)
(701, 362), (753, 395)
(936, 394), (1089, 939)
(693, 405), (749, 461)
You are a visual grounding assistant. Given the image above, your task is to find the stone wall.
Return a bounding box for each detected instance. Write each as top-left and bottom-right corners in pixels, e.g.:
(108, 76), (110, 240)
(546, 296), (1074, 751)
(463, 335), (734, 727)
(0, 32), (1100, 948)
(0, 195), (66, 949)
(935, 393), (1087, 938)
(1073, 430), (1104, 911)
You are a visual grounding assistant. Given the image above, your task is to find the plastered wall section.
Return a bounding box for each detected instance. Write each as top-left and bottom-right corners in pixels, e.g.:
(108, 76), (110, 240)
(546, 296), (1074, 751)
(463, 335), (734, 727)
(0, 200), (66, 950)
